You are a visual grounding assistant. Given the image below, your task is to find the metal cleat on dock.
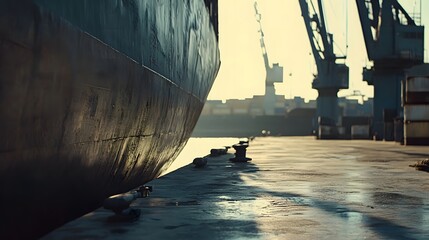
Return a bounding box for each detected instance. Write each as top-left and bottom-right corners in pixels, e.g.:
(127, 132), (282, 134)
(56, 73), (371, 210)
(230, 143), (252, 162)
(103, 186), (152, 221)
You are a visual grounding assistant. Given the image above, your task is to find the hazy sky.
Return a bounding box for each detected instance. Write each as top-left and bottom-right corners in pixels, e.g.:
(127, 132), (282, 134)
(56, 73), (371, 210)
(208, 0), (428, 102)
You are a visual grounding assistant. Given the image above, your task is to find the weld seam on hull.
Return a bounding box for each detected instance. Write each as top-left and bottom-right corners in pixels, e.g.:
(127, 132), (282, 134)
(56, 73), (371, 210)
(0, 37), (31, 49)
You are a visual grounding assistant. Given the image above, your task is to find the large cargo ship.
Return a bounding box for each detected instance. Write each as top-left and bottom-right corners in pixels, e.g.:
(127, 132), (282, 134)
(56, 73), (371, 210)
(0, 0), (220, 238)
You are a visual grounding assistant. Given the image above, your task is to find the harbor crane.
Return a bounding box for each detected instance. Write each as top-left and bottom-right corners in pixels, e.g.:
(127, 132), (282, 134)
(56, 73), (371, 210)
(355, 0), (424, 140)
(299, 0), (349, 138)
(254, 1), (283, 115)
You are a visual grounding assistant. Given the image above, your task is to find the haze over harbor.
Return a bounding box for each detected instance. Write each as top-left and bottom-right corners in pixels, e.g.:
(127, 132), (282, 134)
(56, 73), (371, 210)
(210, 0), (429, 102)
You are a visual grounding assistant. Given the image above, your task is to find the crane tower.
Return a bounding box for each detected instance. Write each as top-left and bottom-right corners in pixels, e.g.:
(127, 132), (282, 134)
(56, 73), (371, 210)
(355, 0), (424, 140)
(299, 0), (349, 139)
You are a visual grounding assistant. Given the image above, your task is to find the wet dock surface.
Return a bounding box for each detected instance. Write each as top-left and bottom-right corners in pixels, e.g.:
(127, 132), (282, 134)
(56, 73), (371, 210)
(44, 137), (429, 239)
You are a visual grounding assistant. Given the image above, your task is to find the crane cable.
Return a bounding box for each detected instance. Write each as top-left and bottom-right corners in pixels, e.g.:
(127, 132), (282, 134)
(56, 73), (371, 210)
(345, 0), (349, 59)
(315, 0), (349, 60)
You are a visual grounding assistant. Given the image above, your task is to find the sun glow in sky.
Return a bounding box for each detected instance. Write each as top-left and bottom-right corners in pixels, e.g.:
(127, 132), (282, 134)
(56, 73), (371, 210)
(208, 0), (428, 102)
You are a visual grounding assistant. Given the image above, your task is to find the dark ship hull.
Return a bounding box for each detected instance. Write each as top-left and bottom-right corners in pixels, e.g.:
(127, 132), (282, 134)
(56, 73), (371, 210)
(0, 0), (219, 238)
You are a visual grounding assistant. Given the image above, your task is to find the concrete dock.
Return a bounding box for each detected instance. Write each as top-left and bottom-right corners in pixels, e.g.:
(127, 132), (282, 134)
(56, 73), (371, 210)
(44, 137), (429, 239)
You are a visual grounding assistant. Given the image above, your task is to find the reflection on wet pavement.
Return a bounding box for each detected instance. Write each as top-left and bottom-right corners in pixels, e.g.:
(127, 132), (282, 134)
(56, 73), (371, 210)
(45, 137), (429, 240)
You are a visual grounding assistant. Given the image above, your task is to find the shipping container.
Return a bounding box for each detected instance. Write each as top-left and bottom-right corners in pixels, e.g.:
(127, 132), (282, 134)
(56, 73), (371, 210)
(232, 108), (249, 115)
(318, 126), (340, 139)
(351, 125), (370, 139)
(212, 108), (232, 115)
(404, 121), (429, 145)
(404, 105), (429, 121)
(249, 108), (264, 116)
(405, 76), (429, 104)
(403, 65), (429, 145)
(406, 77), (429, 92)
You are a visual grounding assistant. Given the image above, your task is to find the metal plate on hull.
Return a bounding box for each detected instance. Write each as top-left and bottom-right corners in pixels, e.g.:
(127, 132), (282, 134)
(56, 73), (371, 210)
(33, 0), (220, 100)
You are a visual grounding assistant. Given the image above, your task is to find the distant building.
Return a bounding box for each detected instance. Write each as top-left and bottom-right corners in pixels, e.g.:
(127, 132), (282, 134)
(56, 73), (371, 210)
(203, 95), (373, 119)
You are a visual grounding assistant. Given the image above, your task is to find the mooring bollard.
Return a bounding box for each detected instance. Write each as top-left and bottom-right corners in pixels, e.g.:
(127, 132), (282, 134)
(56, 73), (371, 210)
(103, 185), (152, 221)
(193, 157), (208, 168)
(210, 146), (229, 157)
(230, 143), (252, 162)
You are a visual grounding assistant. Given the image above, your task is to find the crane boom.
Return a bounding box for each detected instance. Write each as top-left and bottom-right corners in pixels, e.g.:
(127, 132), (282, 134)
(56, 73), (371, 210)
(299, 0), (323, 64)
(315, 0), (334, 59)
(298, 0), (348, 89)
(356, 0), (422, 62)
(254, 1), (270, 70)
(355, 0), (377, 60)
